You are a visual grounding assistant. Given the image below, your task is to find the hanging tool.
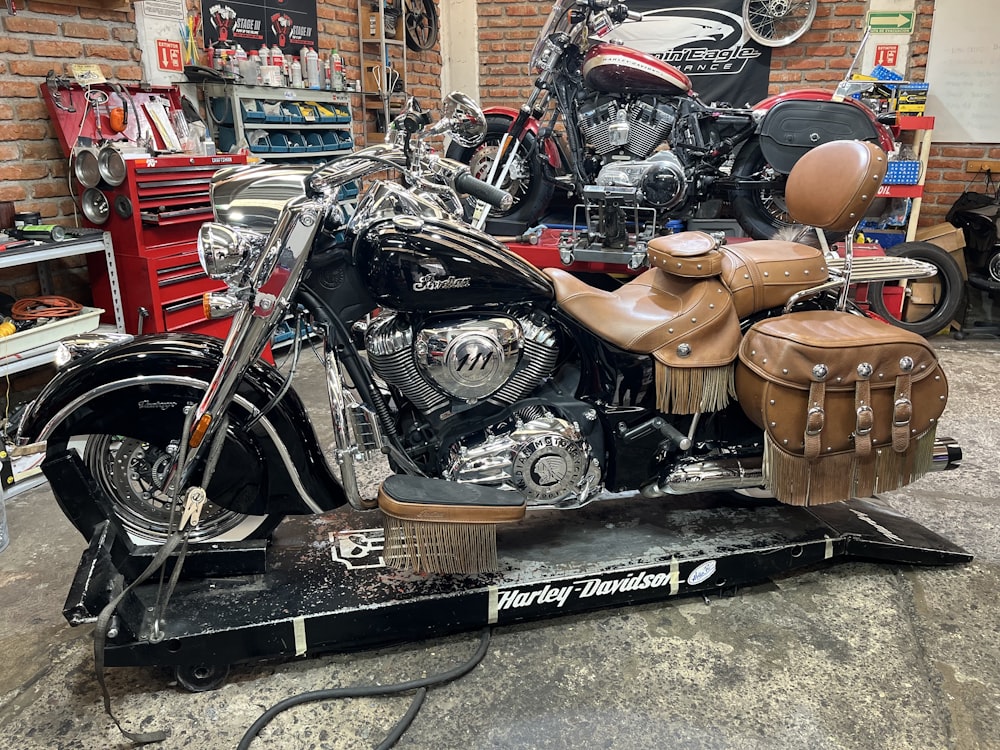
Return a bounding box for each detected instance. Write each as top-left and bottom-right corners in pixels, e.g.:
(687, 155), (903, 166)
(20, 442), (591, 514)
(108, 82), (129, 135)
(45, 71), (76, 113)
(85, 88), (110, 144)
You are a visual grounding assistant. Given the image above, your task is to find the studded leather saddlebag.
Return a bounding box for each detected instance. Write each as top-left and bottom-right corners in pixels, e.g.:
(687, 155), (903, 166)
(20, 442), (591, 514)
(734, 310), (948, 505)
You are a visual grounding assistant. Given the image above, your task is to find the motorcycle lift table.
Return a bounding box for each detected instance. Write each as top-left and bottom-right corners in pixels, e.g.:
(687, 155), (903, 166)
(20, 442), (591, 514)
(48, 451), (971, 683)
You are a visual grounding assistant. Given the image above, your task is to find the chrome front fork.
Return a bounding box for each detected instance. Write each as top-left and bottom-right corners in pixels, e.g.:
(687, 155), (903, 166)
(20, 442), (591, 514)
(178, 197), (322, 485)
(325, 346), (384, 510)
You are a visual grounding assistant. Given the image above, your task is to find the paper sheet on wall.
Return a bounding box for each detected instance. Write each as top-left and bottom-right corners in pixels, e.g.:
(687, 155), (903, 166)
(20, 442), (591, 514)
(925, 0), (1000, 143)
(136, 0), (188, 86)
(145, 98), (183, 152)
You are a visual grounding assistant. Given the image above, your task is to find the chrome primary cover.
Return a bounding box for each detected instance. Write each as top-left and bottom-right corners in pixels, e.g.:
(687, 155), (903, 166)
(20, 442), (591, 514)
(444, 415), (601, 506)
(415, 317), (522, 401)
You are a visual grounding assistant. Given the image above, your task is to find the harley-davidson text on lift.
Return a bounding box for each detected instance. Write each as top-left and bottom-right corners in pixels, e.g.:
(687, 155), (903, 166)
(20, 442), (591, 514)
(496, 571), (679, 612)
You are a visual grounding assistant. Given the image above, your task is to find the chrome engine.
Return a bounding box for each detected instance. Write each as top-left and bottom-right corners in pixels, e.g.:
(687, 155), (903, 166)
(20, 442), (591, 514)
(594, 151), (688, 210)
(578, 95), (677, 159)
(444, 413), (601, 507)
(366, 311), (560, 411)
(366, 312), (602, 506)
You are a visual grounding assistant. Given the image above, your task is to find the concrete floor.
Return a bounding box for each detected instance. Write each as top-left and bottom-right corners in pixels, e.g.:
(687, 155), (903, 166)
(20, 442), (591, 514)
(0, 331), (998, 749)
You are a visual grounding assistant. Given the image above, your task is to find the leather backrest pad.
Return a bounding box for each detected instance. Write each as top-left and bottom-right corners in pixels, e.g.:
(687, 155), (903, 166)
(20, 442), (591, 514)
(785, 140), (887, 232)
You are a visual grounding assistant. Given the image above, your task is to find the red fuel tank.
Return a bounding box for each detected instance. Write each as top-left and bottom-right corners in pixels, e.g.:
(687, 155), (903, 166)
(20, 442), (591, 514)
(582, 43), (692, 96)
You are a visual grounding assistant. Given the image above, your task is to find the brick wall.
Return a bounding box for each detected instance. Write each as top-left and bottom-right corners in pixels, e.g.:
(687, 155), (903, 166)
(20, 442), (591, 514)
(0, 2), (142, 407)
(474, 0), (998, 228)
(0, 0), (438, 409)
(0, 2), (141, 227)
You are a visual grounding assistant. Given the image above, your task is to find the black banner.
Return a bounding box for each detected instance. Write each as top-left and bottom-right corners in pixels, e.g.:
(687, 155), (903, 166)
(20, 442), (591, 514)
(615, 0), (772, 106)
(203, 0), (319, 54)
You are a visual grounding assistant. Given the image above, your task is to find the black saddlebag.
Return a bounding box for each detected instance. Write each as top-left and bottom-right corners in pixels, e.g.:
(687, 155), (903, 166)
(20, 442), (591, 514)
(758, 99), (882, 173)
(734, 310), (948, 505)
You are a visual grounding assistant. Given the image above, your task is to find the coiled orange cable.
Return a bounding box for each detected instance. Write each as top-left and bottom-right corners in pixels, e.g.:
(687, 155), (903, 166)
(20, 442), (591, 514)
(10, 296), (84, 321)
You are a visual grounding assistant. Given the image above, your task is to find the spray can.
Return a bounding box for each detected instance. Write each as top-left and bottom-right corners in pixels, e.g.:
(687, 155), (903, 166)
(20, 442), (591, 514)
(332, 49), (344, 92)
(322, 56), (332, 91)
(305, 48), (320, 90)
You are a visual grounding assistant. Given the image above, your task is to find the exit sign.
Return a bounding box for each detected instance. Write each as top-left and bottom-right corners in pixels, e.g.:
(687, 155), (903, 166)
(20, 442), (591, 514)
(868, 11), (915, 34)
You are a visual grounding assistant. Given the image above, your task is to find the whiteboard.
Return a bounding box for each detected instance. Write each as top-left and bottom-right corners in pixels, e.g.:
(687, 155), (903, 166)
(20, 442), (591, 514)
(924, 0), (1000, 143)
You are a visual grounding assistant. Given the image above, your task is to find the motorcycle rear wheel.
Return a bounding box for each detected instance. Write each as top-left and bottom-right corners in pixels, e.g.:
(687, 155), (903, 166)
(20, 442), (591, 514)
(445, 115), (554, 225)
(730, 139), (799, 240)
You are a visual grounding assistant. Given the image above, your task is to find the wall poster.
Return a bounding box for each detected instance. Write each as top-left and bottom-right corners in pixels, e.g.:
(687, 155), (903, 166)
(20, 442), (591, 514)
(615, 0), (772, 107)
(202, 0), (319, 54)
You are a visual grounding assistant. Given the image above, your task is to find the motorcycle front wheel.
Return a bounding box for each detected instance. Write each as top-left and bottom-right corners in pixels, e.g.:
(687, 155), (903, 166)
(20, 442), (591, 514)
(48, 432), (282, 545)
(404, 0), (438, 51)
(445, 115), (555, 225)
(743, 0), (817, 47)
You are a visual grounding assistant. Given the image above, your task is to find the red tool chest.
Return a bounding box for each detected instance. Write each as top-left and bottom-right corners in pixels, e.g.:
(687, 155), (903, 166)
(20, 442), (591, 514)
(40, 80), (250, 338)
(83, 153), (247, 336)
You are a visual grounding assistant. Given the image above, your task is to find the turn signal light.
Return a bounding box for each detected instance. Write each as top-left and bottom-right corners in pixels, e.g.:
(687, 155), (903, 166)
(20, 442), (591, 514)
(189, 414), (213, 448)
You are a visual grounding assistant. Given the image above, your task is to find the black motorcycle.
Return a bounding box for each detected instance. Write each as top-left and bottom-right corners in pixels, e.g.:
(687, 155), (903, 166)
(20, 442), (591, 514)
(17, 94), (959, 575)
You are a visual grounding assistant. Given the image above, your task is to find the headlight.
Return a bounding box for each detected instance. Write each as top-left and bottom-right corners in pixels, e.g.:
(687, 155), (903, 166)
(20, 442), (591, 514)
(197, 223), (265, 280)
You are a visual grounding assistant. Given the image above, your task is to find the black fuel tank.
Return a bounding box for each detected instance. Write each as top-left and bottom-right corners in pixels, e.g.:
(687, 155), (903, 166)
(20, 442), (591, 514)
(355, 216), (554, 312)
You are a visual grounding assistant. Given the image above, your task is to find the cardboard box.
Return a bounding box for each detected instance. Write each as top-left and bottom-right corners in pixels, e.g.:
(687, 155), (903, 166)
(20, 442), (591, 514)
(360, 6), (404, 42)
(915, 222), (968, 280)
(915, 222), (966, 253)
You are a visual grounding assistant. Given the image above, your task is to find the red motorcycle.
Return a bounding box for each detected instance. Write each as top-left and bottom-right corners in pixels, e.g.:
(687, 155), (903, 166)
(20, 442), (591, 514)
(447, 0), (895, 244)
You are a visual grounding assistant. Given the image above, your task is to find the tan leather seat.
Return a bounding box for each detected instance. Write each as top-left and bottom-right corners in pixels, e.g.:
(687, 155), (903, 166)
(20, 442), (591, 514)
(542, 267), (739, 368)
(720, 240), (829, 319)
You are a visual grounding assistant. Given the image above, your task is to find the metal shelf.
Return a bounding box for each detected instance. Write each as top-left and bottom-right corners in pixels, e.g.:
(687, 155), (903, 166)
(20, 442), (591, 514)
(0, 233), (125, 379)
(203, 83), (355, 163)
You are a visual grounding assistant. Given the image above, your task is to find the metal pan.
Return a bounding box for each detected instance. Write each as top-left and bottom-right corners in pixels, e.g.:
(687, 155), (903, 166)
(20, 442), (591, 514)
(73, 147), (101, 189)
(98, 145), (127, 187)
(81, 187), (110, 225)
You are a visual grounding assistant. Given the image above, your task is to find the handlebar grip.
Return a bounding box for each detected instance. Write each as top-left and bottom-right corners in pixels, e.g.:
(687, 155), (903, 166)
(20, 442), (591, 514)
(454, 171), (513, 211)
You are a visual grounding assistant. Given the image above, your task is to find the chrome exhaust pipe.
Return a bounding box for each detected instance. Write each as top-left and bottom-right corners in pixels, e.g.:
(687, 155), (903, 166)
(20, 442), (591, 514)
(642, 456), (765, 497)
(644, 437), (962, 499)
(929, 437), (962, 472)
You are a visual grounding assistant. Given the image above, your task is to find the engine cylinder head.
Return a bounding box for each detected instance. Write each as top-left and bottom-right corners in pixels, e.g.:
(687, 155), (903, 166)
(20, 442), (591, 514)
(627, 97), (676, 159)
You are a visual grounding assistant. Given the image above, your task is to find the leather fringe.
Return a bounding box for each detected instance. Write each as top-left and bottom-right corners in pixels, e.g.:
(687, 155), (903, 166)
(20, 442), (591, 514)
(656, 362), (735, 414)
(763, 427), (937, 506)
(382, 514), (499, 574)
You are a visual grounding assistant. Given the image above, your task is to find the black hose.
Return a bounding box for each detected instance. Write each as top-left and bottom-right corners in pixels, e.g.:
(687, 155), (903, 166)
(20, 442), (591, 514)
(236, 628), (492, 750)
(295, 287), (426, 476)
